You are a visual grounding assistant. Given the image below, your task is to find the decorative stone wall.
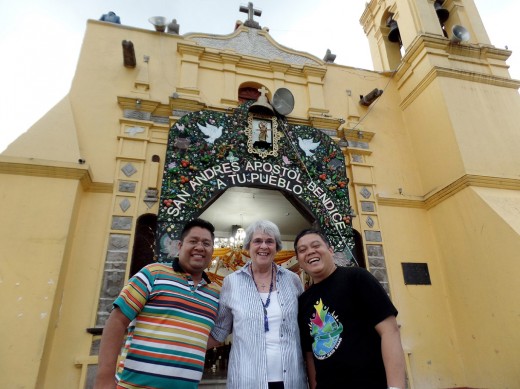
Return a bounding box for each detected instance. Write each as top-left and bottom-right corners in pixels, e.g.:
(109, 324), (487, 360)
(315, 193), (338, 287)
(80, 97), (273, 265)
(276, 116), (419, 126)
(344, 127), (392, 294)
(95, 233), (130, 326)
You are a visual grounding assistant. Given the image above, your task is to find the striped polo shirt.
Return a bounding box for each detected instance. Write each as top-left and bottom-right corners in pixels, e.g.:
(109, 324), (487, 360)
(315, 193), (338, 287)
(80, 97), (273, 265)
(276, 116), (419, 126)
(113, 260), (219, 389)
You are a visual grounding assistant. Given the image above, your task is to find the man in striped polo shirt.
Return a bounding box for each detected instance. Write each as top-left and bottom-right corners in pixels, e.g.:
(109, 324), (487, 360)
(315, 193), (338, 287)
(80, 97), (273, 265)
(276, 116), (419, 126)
(94, 218), (219, 389)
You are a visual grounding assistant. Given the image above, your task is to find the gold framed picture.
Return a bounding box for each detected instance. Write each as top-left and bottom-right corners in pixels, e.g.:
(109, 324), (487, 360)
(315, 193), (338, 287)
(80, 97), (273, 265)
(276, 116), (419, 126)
(246, 113), (280, 158)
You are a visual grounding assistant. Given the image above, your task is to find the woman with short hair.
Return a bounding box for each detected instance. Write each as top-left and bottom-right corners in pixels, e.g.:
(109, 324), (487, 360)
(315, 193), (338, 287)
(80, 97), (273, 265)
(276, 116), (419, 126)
(210, 220), (307, 389)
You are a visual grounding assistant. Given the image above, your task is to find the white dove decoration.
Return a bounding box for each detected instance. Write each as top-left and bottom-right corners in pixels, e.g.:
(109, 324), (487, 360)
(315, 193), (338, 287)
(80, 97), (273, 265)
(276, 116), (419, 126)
(298, 137), (321, 156)
(197, 122), (223, 144)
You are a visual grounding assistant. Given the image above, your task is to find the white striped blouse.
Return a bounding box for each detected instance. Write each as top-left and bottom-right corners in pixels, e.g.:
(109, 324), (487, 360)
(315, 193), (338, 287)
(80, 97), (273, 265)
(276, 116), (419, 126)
(211, 262), (308, 389)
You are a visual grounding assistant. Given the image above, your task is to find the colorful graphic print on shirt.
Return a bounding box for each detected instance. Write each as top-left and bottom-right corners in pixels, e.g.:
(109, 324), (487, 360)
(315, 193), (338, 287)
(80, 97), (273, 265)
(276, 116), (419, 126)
(308, 298), (343, 360)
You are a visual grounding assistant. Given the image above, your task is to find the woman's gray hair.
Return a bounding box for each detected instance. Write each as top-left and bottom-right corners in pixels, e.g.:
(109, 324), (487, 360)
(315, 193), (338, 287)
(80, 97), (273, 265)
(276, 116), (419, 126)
(243, 220), (283, 251)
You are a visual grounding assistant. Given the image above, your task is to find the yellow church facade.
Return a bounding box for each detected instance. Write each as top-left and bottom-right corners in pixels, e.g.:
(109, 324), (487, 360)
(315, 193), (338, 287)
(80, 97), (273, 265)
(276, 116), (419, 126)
(1, 1), (519, 388)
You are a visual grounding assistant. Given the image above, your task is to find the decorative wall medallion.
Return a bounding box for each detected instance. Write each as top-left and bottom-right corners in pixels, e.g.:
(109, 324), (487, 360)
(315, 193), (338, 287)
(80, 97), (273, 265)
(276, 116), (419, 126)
(119, 198), (131, 212)
(366, 215), (374, 228)
(111, 216), (132, 231)
(121, 163), (137, 177)
(360, 187), (371, 199)
(119, 181), (136, 193)
(246, 113), (279, 158)
(361, 201), (375, 212)
(108, 234), (130, 250)
(364, 230), (382, 242)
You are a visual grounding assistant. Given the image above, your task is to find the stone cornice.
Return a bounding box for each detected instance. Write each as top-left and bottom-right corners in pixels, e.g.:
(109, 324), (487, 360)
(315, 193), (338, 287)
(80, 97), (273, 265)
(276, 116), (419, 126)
(117, 96), (161, 112)
(399, 65), (520, 110)
(343, 128), (375, 143)
(302, 65), (327, 79)
(270, 61), (291, 74)
(177, 42), (205, 57)
(434, 67), (520, 88)
(309, 115), (343, 131)
(169, 96), (207, 113)
(219, 51), (242, 64)
(0, 156), (113, 193)
(377, 174), (520, 210)
(396, 34), (519, 109)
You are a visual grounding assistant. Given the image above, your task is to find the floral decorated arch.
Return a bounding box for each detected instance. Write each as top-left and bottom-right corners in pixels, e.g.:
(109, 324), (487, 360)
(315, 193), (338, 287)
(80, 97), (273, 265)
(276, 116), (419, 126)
(156, 102), (355, 266)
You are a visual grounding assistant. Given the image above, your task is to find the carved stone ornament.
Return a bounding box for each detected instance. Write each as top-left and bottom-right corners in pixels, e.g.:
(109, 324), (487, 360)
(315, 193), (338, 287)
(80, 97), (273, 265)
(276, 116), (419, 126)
(246, 113), (280, 159)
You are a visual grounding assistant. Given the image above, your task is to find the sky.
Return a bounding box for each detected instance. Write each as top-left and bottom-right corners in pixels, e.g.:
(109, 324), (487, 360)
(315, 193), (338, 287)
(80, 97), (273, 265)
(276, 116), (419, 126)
(0, 0), (518, 152)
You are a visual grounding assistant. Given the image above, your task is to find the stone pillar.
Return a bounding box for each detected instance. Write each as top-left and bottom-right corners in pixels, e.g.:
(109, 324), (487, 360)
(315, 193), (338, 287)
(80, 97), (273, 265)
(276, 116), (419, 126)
(177, 42), (205, 99)
(303, 65), (328, 116)
(270, 61), (290, 90)
(220, 52), (241, 106)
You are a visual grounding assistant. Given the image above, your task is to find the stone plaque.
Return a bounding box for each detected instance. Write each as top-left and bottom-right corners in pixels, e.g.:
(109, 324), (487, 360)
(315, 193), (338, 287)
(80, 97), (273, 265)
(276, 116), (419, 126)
(402, 262), (431, 285)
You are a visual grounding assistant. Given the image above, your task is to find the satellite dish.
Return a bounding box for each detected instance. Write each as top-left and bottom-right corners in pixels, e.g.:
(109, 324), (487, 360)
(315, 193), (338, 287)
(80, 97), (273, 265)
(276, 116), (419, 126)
(451, 25), (470, 43)
(148, 16), (168, 32)
(272, 88), (295, 116)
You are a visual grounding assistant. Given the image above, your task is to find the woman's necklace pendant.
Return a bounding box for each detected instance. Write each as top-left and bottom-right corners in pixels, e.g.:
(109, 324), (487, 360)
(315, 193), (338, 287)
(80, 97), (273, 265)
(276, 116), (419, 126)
(251, 263), (275, 332)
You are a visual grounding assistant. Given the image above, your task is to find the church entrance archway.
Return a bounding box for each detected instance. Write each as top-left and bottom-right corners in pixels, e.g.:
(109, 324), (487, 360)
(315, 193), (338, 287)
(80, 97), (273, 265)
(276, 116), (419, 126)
(156, 101), (356, 264)
(198, 185), (314, 288)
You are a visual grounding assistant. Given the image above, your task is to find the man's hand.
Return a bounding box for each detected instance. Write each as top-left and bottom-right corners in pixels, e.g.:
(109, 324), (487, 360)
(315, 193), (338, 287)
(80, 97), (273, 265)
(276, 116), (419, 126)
(93, 308), (130, 389)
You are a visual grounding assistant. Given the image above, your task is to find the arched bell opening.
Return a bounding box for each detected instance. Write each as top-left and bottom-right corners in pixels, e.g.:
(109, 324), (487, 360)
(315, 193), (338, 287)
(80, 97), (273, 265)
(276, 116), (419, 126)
(380, 10), (403, 70)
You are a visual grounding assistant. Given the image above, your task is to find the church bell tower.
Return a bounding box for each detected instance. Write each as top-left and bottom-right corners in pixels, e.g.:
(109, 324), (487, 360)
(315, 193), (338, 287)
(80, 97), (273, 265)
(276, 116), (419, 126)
(360, 0), (507, 74)
(360, 1), (520, 387)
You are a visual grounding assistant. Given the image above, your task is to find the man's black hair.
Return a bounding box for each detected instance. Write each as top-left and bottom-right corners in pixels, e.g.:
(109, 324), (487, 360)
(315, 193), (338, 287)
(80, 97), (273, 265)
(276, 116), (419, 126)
(180, 218), (215, 241)
(293, 228), (330, 250)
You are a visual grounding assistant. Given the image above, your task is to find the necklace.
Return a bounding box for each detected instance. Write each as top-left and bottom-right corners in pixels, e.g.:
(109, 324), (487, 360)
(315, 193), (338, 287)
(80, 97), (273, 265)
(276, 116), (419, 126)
(257, 277), (269, 289)
(251, 263), (275, 332)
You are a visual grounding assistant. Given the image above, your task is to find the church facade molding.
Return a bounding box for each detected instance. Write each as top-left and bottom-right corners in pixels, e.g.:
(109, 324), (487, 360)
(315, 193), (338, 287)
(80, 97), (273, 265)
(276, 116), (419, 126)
(377, 173), (520, 209)
(0, 155), (113, 193)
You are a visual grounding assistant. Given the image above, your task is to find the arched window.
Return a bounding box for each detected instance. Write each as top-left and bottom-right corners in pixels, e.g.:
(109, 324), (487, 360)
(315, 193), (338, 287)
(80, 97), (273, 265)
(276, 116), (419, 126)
(130, 213), (157, 277)
(352, 229), (367, 268)
(238, 84), (261, 103)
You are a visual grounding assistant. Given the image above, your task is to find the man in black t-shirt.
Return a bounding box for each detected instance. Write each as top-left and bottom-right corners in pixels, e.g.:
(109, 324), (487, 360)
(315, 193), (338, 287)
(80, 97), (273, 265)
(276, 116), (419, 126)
(294, 229), (406, 389)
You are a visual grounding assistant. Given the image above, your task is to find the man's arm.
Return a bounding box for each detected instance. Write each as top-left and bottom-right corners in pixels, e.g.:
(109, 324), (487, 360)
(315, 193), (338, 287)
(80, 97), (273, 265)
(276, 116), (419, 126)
(206, 335), (222, 349)
(375, 315), (406, 389)
(94, 307), (131, 389)
(304, 351), (317, 389)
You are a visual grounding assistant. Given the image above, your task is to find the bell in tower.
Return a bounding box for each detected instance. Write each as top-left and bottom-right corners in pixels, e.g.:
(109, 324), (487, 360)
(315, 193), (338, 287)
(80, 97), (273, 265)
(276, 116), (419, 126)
(386, 16), (401, 44)
(434, 0), (449, 24)
(434, 0), (450, 37)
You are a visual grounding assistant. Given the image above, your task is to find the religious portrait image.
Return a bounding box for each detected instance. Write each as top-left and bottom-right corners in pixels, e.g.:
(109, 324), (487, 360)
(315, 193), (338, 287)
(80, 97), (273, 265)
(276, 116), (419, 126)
(253, 119), (272, 149)
(246, 113), (279, 158)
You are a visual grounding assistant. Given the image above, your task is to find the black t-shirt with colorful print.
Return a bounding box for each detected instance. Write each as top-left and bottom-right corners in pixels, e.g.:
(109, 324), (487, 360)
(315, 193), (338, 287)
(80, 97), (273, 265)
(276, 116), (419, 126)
(298, 266), (398, 389)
